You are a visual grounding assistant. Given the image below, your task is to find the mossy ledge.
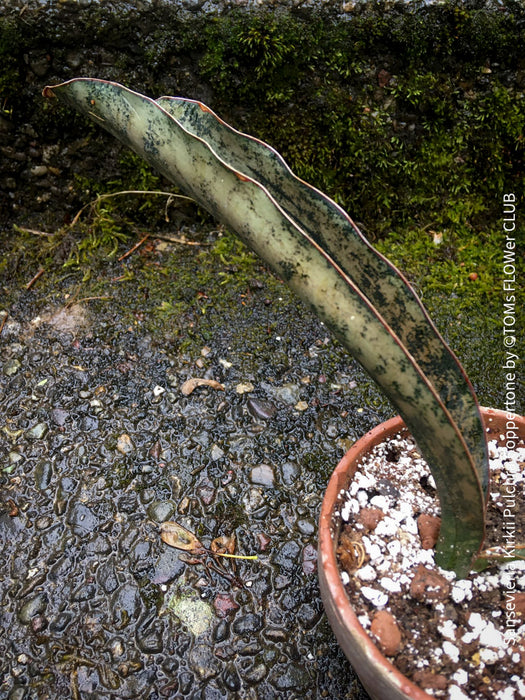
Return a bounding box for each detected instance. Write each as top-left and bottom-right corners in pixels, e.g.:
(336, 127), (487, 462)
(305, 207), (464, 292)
(1, 0), (523, 234)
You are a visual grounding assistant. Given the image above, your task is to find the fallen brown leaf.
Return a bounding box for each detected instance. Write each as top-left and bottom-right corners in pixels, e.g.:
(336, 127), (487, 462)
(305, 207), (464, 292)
(159, 521), (205, 553)
(181, 378), (225, 396)
(211, 534), (236, 555)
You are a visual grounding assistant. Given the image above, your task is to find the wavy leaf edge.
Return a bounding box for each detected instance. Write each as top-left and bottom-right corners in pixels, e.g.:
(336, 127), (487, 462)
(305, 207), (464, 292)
(43, 78), (489, 577)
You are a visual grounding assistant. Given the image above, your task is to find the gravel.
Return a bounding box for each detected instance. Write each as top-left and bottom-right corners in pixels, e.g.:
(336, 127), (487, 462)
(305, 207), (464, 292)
(0, 285), (378, 699)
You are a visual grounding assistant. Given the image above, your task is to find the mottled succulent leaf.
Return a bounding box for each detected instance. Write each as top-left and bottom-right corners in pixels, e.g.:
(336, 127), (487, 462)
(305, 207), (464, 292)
(44, 78), (489, 577)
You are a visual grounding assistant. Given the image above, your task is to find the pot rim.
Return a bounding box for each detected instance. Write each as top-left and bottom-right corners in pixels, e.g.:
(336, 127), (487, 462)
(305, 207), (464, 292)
(318, 406), (525, 700)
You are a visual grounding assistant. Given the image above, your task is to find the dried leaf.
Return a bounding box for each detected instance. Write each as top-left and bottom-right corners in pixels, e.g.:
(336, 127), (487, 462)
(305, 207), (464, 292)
(180, 378), (224, 396)
(160, 521), (205, 553)
(7, 498), (19, 517)
(210, 534), (258, 561)
(211, 534), (236, 555)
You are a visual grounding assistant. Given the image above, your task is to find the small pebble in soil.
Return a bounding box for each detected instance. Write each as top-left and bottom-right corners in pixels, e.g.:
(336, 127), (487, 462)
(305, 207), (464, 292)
(370, 610), (402, 656)
(250, 464), (275, 487)
(357, 507), (384, 531)
(409, 565), (451, 603)
(417, 513), (441, 549)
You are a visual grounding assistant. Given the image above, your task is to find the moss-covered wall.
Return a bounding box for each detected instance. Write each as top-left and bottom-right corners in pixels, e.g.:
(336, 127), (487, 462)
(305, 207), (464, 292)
(1, 0), (524, 237)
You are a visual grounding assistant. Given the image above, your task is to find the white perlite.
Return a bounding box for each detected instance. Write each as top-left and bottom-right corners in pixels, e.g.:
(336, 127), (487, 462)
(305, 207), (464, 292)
(438, 619), (457, 641)
(380, 576), (402, 593)
(443, 641), (460, 663)
(356, 564), (377, 582)
(448, 687), (470, 700)
(451, 669), (468, 686)
(451, 579), (473, 604)
(360, 586), (388, 607)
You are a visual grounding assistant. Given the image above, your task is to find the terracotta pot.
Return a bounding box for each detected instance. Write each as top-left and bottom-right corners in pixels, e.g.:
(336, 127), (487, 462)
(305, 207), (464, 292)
(318, 407), (525, 700)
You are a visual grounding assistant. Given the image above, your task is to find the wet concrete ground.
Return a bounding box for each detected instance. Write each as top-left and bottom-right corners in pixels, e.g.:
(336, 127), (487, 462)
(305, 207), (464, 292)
(0, 228), (385, 699)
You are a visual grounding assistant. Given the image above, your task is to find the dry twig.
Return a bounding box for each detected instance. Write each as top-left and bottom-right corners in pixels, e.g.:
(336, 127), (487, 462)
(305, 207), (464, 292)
(26, 268), (45, 289)
(71, 189), (195, 226)
(14, 226), (53, 237)
(153, 232), (212, 246)
(65, 296), (111, 309)
(118, 233), (149, 261)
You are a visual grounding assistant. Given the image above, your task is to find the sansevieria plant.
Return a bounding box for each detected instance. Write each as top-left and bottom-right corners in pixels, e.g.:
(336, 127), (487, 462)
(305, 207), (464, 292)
(44, 78), (490, 578)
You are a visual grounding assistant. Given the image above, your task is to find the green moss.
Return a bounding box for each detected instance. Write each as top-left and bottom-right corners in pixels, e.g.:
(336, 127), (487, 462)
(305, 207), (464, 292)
(189, 2), (524, 235)
(375, 220), (524, 409)
(6, 0), (522, 233)
(117, 152), (162, 195)
(207, 230), (260, 285)
(64, 215), (130, 268)
(376, 226), (501, 303)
